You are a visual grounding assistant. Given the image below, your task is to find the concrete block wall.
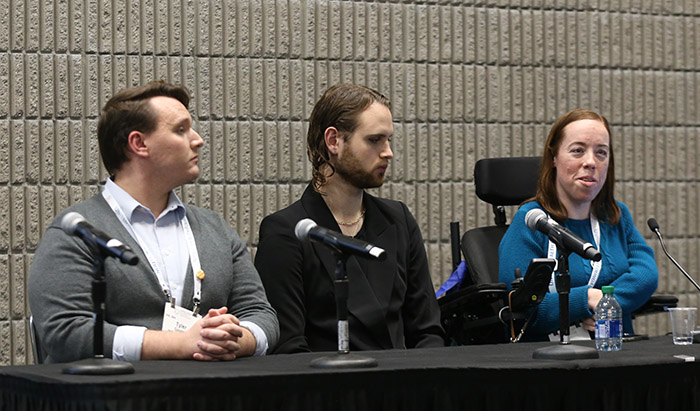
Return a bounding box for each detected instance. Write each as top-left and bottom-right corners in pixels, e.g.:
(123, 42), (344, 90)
(1, 0), (698, 365)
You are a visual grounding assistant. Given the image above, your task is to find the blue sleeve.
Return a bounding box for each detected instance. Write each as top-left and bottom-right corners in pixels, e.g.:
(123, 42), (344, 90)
(608, 203), (659, 314)
(498, 203), (547, 289)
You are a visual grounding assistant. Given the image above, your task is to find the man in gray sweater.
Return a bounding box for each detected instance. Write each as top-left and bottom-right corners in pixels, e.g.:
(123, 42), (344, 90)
(29, 81), (278, 363)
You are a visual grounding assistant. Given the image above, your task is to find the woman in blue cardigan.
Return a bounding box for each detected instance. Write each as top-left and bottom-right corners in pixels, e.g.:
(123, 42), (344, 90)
(499, 109), (658, 340)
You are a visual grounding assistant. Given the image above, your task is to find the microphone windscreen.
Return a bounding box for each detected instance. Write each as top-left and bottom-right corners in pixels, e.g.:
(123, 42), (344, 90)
(525, 208), (547, 231)
(61, 212), (86, 235)
(294, 218), (317, 241)
(647, 218), (660, 232)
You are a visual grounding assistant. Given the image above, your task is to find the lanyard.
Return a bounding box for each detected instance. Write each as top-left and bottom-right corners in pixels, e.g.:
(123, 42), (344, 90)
(102, 187), (203, 314)
(547, 213), (602, 293)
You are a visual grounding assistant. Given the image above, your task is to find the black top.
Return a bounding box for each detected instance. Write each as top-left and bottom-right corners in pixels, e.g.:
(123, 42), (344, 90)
(255, 184), (445, 353)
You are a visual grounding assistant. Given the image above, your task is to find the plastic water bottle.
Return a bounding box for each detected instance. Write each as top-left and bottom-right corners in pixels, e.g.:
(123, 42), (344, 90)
(595, 285), (622, 351)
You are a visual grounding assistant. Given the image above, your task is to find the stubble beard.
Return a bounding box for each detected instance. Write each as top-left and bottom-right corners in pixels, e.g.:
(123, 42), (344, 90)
(333, 148), (386, 189)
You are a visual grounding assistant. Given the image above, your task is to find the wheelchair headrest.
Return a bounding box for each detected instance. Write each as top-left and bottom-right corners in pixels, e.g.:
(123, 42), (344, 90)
(474, 156), (541, 206)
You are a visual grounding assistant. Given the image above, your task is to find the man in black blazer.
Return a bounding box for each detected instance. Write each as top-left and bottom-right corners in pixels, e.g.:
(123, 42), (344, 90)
(255, 84), (444, 353)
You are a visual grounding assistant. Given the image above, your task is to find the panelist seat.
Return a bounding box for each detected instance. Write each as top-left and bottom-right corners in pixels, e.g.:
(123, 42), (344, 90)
(440, 157), (541, 345)
(29, 315), (44, 365)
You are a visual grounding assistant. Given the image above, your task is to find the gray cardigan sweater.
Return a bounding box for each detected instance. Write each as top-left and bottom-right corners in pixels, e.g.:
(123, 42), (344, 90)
(28, 194), (279, 363)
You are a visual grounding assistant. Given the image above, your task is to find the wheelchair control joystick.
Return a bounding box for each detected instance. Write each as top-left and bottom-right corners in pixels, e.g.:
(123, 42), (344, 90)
(511, 268), (523, 290)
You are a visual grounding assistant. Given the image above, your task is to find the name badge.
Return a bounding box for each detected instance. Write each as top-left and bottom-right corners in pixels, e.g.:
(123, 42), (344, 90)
(162, 303), (201, 332)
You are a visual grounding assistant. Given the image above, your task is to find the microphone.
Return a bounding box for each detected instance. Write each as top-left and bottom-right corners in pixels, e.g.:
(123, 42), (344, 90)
(525, 208), (602, 261)
(61, 212), (139, 265)
(647, 218), (700, 292)
(294, 218), (387, 260)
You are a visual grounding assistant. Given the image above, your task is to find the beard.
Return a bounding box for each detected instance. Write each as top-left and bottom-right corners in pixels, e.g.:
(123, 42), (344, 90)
(333, 146), (387, 189)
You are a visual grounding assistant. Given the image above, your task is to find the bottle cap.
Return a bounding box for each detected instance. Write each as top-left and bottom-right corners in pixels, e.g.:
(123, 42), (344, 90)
(602, 285), (614, 294)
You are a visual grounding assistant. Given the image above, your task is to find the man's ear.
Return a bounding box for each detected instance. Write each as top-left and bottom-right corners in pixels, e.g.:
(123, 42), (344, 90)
(324, 127), (341, 156)
(127, 131), (149, 159)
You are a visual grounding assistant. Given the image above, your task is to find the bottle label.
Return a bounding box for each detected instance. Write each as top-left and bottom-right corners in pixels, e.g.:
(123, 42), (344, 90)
(595, 319), (622, 339)
(595, 320), (607, 339)
(608, 319), (622, 338)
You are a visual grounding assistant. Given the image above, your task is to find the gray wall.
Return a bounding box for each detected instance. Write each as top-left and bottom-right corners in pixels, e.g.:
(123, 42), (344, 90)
(2, 0), (699, 365)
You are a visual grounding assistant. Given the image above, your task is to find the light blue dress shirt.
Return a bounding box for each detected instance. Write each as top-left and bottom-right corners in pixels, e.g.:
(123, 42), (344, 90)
(106, 179), (268, 360)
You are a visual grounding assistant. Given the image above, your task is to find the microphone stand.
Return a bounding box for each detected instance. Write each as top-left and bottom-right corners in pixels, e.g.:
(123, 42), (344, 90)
(310, 252), (377, 369)
(63, 240), (135, 375)
(649, 222), (700, 343)
(532, 238), (599, 360)
(651, 228), (700, 292)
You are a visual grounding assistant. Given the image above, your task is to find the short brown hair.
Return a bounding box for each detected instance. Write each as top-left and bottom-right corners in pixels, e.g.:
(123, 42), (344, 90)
(97, 80), (190, 175)
(307, 84), (390, 191)
(534, 109), (620, 224)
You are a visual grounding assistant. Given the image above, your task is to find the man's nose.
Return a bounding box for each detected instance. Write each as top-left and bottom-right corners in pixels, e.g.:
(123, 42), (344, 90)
(381, 141), (393, 159)
(191, 129), (204, 149)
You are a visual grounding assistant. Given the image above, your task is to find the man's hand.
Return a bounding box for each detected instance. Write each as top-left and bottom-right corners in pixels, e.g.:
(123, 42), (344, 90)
(193, 307), (246, 361)
(141, 307), (256, 361)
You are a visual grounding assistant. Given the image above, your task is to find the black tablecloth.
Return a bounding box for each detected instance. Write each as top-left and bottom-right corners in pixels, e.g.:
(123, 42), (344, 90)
(1, 336), (699, 411)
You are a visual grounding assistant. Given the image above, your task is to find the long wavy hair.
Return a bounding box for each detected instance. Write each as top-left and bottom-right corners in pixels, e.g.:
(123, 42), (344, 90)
(534, 109), (620, 224)
(306, 84), (390, 192)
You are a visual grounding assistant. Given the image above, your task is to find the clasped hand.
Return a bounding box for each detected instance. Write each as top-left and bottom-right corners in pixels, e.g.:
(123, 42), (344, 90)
(188, 307), (245, 361)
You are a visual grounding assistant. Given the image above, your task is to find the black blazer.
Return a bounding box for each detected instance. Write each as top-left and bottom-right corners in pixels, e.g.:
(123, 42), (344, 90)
(255, 185), (444, 353)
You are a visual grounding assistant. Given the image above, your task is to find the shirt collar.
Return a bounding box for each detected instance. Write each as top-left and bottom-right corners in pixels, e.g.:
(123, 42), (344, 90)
(105, 178), (185, 222)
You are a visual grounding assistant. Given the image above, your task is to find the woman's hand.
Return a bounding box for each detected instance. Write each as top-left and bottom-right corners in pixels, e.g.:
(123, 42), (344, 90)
(587, 287), (603, 311)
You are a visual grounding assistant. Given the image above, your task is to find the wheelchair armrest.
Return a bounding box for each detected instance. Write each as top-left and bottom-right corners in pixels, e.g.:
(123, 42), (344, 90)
(438, 283), (507, 317)
(631, 295), (678, 318)
(438, 283), (509, 345)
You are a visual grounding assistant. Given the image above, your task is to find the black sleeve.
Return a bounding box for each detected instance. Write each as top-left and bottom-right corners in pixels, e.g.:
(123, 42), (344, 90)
(399, 203), (446, 348)
(255, 213), (310, 353)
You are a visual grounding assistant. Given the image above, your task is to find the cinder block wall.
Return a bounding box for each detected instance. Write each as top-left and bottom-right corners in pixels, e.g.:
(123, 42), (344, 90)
(1, 1), (698, 365)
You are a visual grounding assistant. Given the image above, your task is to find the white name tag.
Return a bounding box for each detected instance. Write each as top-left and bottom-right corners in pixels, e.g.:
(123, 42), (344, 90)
(162, 303), (201, 332)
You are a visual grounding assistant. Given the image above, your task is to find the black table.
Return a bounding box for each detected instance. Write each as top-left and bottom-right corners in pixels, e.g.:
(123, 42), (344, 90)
(1, 337), (699, 411)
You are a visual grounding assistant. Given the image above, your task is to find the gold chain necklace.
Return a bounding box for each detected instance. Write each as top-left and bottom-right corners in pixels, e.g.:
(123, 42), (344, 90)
(336, 207), (366, 226)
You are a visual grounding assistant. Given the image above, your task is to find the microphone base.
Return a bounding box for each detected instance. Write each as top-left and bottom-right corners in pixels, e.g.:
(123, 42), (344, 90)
(310, 352), (378, 369)
(62, 357), (135, 375)
(532, 343), (599, 360)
